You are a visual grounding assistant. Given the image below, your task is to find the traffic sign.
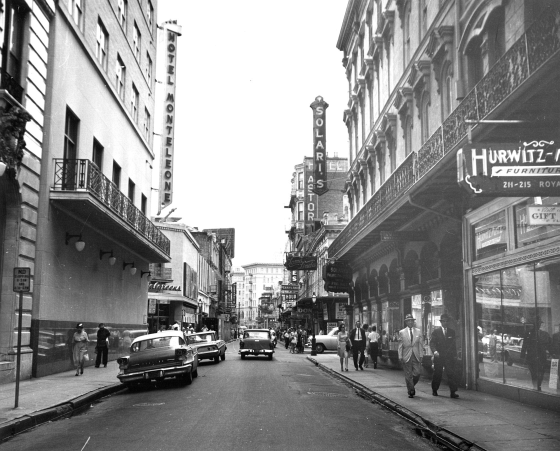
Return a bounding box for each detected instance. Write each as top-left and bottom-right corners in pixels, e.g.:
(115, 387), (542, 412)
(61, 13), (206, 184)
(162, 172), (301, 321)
(13, 268), (30, 292)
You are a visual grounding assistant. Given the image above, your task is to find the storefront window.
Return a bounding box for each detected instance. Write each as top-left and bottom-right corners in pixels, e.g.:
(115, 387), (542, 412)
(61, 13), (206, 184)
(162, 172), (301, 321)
(472, 210), (507, 260)
(515, 197), (560, 248)
(474, 258), (560, 395)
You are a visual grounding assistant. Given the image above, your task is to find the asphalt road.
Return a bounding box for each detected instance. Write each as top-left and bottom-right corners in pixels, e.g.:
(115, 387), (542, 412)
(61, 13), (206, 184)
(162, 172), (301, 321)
(2, 343), (438, 451)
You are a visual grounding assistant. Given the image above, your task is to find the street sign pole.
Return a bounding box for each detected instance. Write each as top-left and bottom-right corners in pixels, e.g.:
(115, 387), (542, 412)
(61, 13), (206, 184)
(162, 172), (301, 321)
(12, 267), (30, 409)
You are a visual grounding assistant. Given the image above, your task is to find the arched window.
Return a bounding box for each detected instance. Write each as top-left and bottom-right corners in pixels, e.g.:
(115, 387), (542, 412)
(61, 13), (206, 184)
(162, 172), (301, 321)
(442, 64), (453, 120)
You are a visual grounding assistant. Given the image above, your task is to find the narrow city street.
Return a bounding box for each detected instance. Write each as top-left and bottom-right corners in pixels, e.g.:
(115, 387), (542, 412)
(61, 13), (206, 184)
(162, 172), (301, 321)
(1, 344), (437, 451)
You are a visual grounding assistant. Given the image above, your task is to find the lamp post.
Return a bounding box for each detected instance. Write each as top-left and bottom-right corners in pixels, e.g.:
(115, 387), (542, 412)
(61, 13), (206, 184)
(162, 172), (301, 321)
(311, 292), (317, 356)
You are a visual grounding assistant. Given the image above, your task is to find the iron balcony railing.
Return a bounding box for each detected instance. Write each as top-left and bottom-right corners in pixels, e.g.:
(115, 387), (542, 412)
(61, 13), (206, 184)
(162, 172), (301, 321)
(330, 5), (560, 257)
(53, 159), (170, 255)
(0, 69), (24, 103)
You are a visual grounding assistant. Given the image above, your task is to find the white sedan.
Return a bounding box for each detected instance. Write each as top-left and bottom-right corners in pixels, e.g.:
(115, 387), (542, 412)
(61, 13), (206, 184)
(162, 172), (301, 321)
(307, 328), (339, 353)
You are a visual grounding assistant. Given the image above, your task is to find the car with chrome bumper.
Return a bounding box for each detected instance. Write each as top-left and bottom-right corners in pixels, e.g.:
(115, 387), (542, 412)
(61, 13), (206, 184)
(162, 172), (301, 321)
(117, 331), (198, 388)
(239, 329), (274, 360)
(186, 331), (226, 363)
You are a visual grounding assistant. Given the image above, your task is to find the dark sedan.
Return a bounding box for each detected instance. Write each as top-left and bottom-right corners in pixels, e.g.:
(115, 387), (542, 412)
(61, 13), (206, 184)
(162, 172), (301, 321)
(239, 329), (274, 360)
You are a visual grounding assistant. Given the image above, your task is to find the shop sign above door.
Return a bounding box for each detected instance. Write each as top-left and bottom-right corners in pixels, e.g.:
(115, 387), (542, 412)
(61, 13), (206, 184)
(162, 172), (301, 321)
(457, 140), (560, 196)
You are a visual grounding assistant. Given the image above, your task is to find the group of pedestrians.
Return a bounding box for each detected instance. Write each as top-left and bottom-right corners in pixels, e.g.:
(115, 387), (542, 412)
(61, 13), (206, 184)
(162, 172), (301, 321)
(335, 313), (459, 400)
(336, 322), (380, 371)
(71, 322), (113, 376)
(283, 327), (307, 353)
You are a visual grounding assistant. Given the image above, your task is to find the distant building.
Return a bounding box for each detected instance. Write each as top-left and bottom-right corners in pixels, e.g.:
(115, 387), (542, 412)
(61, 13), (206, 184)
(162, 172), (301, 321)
(241, 263), (285, 328)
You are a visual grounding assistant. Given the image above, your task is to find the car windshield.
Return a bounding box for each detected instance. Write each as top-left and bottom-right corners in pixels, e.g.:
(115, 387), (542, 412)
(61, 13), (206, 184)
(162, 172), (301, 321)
(187, 333), (215, 344)
(328, 328), (339, 336)
(244, 331), (269, 339)
(131, 336), (180, 352)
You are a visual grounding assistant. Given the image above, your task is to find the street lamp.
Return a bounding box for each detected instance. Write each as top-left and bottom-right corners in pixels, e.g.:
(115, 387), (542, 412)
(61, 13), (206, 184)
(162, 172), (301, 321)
(311, 292), (317, 356)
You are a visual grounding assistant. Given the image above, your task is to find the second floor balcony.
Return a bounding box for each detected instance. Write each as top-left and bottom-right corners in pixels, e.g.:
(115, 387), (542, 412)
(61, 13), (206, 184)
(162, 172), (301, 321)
(50, 159), (170, 262)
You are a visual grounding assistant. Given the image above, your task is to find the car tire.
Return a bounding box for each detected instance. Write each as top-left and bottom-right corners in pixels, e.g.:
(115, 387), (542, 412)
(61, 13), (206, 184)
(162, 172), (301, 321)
(214, 356), (220, 364)
(241, 354), (246, 360)
(268, 354), (273, 360)
(193, 368), (198, 378)
(316, 343), (325, 354)
(180, 369), (193, 386)
(221, 352), (226, 361)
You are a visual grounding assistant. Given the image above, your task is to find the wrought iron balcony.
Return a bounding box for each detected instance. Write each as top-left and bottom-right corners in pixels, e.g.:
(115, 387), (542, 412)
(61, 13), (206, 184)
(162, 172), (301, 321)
(51, 159), (170, 260)
(0, 70), (24, 104)
(329, 5), (560, 258)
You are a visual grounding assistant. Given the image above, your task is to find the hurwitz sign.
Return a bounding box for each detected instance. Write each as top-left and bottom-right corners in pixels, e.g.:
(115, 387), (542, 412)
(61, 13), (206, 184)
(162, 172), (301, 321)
(457, 140), (560, 196)
(310, 96), (328, 196)
(158, 21), (182, 214)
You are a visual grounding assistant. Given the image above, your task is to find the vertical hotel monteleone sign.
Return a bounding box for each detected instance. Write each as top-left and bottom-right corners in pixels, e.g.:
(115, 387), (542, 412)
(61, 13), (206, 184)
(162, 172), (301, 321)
(158, 21), (182, 215)
(310, 96), (329, 196)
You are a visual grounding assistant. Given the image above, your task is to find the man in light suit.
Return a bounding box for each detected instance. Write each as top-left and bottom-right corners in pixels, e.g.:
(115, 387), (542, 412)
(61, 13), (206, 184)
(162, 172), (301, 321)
(398, 314), (423, 398)
(430, 313), (459, 398)
(349, 321), (367, 370)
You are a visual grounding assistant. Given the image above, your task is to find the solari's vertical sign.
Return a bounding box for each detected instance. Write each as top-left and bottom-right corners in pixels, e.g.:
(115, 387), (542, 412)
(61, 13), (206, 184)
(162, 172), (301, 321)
(310, 96), (329, 196)
(158, 21), (182, 215)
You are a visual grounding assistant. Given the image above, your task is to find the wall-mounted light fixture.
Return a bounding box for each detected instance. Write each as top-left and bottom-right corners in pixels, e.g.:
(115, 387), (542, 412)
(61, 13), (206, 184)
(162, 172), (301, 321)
(0, 161), (6, 177)
(99, 250), (116, 265)
(140, 271), (152, 282)
(66, 233), (85, 252)
(123, 261), (136, 275)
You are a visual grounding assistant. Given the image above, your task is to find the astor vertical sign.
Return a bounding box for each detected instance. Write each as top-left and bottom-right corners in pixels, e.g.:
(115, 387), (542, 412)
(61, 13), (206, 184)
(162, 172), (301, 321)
(310, 96), (329, 195)
(158, 21), (182, 215)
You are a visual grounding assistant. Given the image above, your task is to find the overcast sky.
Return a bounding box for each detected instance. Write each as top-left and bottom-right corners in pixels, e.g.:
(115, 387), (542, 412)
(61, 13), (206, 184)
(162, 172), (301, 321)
(154, 0), (350, 267)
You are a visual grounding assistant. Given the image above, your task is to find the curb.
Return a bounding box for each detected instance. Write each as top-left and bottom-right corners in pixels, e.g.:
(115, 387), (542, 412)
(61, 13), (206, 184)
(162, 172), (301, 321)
(307, 357), (487, 451)
(0, 383), (125, 443)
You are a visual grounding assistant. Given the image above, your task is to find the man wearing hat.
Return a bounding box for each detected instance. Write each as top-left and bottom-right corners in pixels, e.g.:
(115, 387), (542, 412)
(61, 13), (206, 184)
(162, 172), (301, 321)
(430, 313), (459, 398)
(398, 314), (423, 398)
(95, 323), (111, 368)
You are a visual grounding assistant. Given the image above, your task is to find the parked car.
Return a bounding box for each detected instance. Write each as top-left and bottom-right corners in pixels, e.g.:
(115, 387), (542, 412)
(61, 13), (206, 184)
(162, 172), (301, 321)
(502, 337), (524, 366)
(239, 329), (274, 360)
(186, 331), (226, 363)
(307, 328), (340, 354)
(116, 331), (198, 388)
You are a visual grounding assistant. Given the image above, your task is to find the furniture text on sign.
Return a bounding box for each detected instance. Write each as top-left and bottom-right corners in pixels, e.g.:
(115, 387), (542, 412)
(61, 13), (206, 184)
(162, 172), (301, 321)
(310, 96), (328, 196)
(13, 268), (30, 292)
(457, 140), (560, 196)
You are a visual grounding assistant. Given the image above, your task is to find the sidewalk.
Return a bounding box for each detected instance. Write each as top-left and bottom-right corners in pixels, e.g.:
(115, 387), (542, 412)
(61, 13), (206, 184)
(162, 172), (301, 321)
(0, 361), (123, 441)
(307, 353), (560, 451)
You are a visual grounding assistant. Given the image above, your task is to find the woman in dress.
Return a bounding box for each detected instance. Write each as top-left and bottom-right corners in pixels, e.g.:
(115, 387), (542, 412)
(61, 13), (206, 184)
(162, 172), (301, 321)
(364, 326), (372, 368)
(73, 323), (89, 376)
(337, 324), (351, 371)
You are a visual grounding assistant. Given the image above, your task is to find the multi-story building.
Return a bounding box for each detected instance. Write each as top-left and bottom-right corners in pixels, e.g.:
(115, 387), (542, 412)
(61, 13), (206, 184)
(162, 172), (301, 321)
(241, 263), (284, 328)
(0, 0), (55, 383)
(150, 217), (200, 332)
(230, 266), (245, 326)
(1, 0), (169, 382)
(333, 0), (560, 409)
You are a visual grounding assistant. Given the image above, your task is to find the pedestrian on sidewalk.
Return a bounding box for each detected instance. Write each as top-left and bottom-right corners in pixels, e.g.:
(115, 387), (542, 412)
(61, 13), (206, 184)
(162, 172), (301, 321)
(430, 313), (459, 398)
(95, 323), (111, 368)
(368, 325), (380, 369)
(364, 325), (372, 368)
(337, 324), (350, 371)
(520, 318), (550, 391)
(73, 323), (89, 376)
(398, 314), (423, 398)
(349, 321), (367, 370)
(488, 329), (498, 362)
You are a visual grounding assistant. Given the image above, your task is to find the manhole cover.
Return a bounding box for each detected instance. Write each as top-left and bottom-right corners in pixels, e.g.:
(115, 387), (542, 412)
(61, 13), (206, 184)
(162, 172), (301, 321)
(133, 402), (165, 407)
(307, 392), (348, 398)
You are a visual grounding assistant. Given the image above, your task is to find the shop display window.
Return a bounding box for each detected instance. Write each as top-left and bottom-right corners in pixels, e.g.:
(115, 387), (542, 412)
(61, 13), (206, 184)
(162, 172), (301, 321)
(472, 210), (508, 260)
(474, 258), (560, 395)
(515, 197), (560, 248)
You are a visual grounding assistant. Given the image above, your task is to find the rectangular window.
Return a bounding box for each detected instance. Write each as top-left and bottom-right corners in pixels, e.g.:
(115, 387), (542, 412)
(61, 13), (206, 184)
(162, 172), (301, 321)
(147, 1), (154, 33)
(112, 161), (121, 188)
(6, 3), (26, 86)
(297, 202), (304, 221)
(68, 0), (83, 29)
(96, 19), (108, 70)
(115, 55), (125, 100)
(515, 197), (560, 248)
(133, 22), (141, 61)
(131, 83), (139, 122)
(128, 178), (135, 202)
(143, 108), (150, 140)
(472, 210), (508, 261)
(92, 138), (103, 169)
(297, 172), (303, 190)
(118, 0), (127, 29)
(63, 108), (79, 190)
(141, 194), (147, 215)
(146, 52), (153, 86)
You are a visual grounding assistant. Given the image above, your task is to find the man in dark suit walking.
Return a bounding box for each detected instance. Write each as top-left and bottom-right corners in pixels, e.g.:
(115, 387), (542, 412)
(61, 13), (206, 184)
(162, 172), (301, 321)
(430, 313), (459, 398)
(349, 321), (367, 370)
